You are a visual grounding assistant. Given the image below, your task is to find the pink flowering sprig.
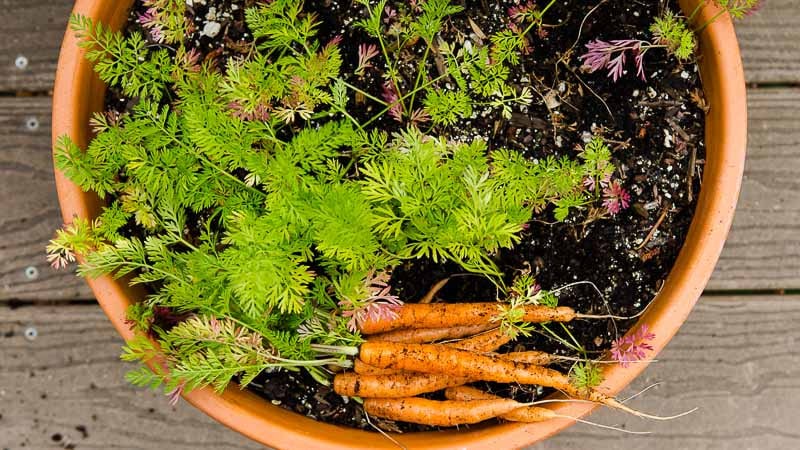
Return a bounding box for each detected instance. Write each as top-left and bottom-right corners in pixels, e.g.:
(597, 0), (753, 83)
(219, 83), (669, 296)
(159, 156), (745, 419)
(383, 5), (398, 24)
(179, 47), (202, 73)
(508, 1), (539, 25)
(135, 0), (188, 45)
(166, 380), (186, 406)
(137, 7), (164, 43)
(327, 35), (344, 48)
(46, 218), (102, 270)
(339, 271), (404, 333)
(579, 39), (653, 82)
(409, 108), (431, 127)
(602, 180), (631, 215)
(355, 43), (381, 77)
(46, 244), (75, 270)
(502, 1), (547, 56)
(711, 0), (765, 20)
(611, 325), (656, 367)
(741, 0), (765, 16)
(583, 172), (612, 192)
(381, 81), (404, 122)
(228, 101), (271, 122)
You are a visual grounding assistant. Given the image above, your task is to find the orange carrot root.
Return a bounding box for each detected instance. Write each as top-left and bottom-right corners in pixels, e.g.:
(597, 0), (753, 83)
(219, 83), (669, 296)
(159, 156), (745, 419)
(353, 349), (555, 376)
(333, 372), (471, 398)
(353, 358), (397, 375)
(356, 328), (513, 375)
(419, 278), (451, 304)
(368, 323), (496, 343)
(359, 342), (615, 405)
(364, 397), (523, 426)
(347, 343), (682, 421)
(359, 342), (572, 389)
(501, 351), (559, 366)
(358, 303), (577, 334)
(444, 386), (557, 423)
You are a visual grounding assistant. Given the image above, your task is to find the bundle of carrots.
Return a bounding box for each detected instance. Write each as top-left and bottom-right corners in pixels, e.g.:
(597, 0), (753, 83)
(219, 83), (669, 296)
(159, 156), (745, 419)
(332, 302), (647, 427)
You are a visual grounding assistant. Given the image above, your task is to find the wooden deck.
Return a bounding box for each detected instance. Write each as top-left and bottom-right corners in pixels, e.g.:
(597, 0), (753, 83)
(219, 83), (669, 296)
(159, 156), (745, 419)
(1, 1), (799, 448)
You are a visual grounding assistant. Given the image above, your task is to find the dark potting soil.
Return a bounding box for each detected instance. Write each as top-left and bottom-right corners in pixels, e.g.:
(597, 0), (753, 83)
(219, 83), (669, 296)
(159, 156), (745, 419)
(110, 0), (706, 433)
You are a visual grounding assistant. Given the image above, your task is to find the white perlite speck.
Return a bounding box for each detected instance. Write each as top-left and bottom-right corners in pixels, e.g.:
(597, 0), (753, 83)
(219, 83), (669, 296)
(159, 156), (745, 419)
(664, 129), (674, 148)
(202, 21), (222, 38)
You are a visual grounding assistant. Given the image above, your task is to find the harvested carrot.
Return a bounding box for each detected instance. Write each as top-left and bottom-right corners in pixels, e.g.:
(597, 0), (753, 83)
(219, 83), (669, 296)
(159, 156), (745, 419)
(368, 323), (496, 343)
(358, 303), (577, 334)
(353, 358), (397, 375)
(353, 349), (553, 376)
(355, 328), (512, 375)
(359, 342), (611, 404)
(341, 348), (557, 397)
(444, 386), (557, 423)
(364, 397), (523, 426)
(345, 344), (681, 421)
(501, 350), (558, 366)
(333, 372), (470, 398)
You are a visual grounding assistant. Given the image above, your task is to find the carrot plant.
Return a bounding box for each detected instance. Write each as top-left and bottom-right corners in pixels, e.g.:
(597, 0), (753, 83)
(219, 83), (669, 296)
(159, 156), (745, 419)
(49, 0), (718, 430)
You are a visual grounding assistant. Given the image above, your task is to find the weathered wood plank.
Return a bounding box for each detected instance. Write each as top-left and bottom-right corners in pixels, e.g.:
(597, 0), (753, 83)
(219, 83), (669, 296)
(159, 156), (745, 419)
(0, 96), (93, 301)
(736, 0), (800, 85)
(0, 0), (797, 93)
(1, 297), (797, 449)
(0, 304), (264, 450)
(706, 88), (800, 290)
(1, 87), (798, 300)
(540, 295), (800, 450)
(0, 0), (73, 92)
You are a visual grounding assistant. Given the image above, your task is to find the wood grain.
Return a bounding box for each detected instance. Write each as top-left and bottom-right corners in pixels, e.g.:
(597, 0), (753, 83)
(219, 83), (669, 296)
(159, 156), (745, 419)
(0, 304), (264, 450)
(540, 296), (800, 450)
(735, 0), (800, 85)
(1, 297), (797, 449)
(706, 88), (800, 290)
(0, 0), (797, 93)
(0, 96), (93, 301)
(0, 0), (73, 92)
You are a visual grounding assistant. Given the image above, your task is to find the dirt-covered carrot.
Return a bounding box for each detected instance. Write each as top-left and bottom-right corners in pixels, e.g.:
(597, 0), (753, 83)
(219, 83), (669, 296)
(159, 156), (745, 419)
(341, 348), (558, 397)
(355, 328), (512, 375)
(444, 386), (557, 423)
(333, 372), (471, 398)
(502, 350), (558, 366)
(368, 323), (496, 343)
(358, 342), (614, 405)
(353, 349), (554, 376)
(343, 345), (679, 420)
(363, 397), (524, 426)
(442, 386), (660, 432)
(353, 358), (397, 375)
(358, 303), (577, 334)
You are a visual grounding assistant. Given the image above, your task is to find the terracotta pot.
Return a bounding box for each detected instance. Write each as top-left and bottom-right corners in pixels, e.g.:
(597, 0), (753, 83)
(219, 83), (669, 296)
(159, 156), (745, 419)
(52, 0), (747, 448)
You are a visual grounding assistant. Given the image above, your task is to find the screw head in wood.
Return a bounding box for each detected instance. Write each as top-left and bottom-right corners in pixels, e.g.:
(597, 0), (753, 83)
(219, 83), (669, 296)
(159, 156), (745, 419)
(25, 117), (39, 131)
(24, 327), (38, 341)
(24, 266), (39, 280)
(15, 55), (28, 70)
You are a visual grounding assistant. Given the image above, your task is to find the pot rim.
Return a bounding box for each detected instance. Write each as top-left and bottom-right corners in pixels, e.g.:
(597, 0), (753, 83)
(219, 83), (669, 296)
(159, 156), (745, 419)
(52, 0), (747, 448)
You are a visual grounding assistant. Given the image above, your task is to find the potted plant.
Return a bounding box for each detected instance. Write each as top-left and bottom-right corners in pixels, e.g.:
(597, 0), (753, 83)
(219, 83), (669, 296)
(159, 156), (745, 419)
(50, 0), (751, 447)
